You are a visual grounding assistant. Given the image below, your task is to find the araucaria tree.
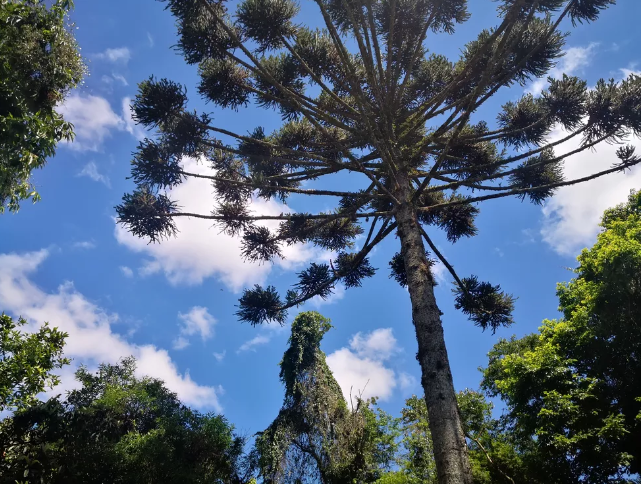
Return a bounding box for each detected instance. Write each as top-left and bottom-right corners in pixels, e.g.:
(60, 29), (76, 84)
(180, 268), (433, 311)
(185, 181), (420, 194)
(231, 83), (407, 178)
(117, 0), (641, 482)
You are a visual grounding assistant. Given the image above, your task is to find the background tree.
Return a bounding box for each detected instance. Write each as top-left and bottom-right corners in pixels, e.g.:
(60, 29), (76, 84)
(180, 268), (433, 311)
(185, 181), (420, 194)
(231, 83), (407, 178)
(116, 0), (641, 481)
(481, 190), (641, 483)
(378, 391), (526, 484)
(0, 357), (254, 484)
(255, 311), (399, 484)
(0, 313), (68, 412)
(0, 0), (85, 213)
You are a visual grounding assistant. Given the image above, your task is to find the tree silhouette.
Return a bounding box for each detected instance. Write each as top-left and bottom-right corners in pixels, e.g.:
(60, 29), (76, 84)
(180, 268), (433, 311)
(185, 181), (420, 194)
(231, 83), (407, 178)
(116, 0), (640, 481)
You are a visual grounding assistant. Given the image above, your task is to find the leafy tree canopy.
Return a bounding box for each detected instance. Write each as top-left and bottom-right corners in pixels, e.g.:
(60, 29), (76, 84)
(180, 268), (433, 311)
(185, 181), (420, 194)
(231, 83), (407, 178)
(0, 313), (68, 412)
(481, 190), (641, 483)
(0, 357), (254, 484)
(0, 0), (85, 213)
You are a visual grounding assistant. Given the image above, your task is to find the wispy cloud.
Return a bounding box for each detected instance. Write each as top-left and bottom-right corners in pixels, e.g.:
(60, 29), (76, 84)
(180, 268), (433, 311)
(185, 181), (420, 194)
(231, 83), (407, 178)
(540, 125), (641, 255)
(173, 336), (190, 350)
(77, 161), (110, 187)
(58, 94), (143, 151)
(112, 73), (128, 86)
(72, 241), (96, 250)
(213, 350), (226, 362)
(120, 266), (134, 278)
(95, 47), (131, 64)
(147, 32), (154, 48)
(237, 334), (271, 353)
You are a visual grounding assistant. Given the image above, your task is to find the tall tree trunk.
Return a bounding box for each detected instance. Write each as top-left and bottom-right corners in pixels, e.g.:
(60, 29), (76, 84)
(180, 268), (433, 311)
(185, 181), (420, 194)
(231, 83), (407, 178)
(394, 178), (473, 484)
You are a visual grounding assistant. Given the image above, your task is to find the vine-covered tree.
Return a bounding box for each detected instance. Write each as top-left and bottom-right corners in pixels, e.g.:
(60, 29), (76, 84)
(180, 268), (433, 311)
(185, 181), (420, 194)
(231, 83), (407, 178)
(0, 0), (85, 213)
(116, 0), (641, 481)
(255, 311), (399, 483)
(481, 190), (641, 483)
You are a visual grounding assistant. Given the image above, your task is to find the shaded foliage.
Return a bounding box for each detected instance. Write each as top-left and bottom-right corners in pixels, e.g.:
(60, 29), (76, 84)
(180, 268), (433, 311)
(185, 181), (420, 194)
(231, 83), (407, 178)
(0, 357), (254, 484)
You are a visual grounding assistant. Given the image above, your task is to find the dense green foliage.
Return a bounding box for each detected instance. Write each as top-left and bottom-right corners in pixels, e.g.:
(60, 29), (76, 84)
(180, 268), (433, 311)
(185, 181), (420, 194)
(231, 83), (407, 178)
(0, 358), (253, 484)
(0, 0), (85, 213)
(0, 313), (68, 412)
(481, 190), (641, 483)
(255, 312), (399, 483)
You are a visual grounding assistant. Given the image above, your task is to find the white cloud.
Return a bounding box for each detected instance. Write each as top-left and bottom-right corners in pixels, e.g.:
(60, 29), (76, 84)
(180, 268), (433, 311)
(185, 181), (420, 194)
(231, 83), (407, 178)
(213, 350), (226, 362)
(540, 126), (641, 256)
(115, 158), (320, 291)
(120, 266), (134, 278)
(147, 33), (154, 48)
(58, 94), (146, 151)
(237, 334), (271, 353)
(122, 97), (146, 141)
(58, 94), (125, 151)
(173, 306), (216, 350)
(349, 328), (398, 361)
(72, 241), (96, 250)
(528, 43), (598, 94)
(77, 161), (110, 187)
(326, 328), (400, 404)
(0, 249), (222, 410)
(95, 47), (131, 64)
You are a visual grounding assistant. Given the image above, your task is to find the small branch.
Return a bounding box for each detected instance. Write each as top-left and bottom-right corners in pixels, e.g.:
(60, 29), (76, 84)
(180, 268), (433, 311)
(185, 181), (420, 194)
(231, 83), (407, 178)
(418, 226), (464, 289)
(466, 433), (516, 484)
(181, 170), (385, 199)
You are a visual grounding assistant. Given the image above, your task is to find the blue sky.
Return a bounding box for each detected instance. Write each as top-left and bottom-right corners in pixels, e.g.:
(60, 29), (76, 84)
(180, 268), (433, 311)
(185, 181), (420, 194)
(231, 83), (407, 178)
(2, 0), (641, 434)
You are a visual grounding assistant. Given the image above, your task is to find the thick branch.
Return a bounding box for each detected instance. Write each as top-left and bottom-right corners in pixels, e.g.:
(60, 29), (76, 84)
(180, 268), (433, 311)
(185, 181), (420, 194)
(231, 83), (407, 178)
(171, 210), (392, 222)
(418, 158), (641, 210)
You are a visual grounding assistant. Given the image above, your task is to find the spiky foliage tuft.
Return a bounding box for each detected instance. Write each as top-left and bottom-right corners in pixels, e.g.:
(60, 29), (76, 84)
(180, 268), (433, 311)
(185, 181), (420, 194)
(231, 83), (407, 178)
(198, 58), (252, 109)
(237, 285), (286, 325)
(241, 225), (282, 262)
(115, 187), (178, 242)
(389, 251), (434, 288)
(295, 263), (334, 300)
(510, 148), (564, 204)
(453, 276), (515, 333)
(132, 77), (187, 127)
(237, 0), (299, 52)
(335, 253), (377, 288)
(130, 139), (184, 189)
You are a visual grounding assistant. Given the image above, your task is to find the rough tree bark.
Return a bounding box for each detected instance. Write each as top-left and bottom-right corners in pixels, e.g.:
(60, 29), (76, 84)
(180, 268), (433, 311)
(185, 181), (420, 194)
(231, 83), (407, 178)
(395, 175), (474, 484)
